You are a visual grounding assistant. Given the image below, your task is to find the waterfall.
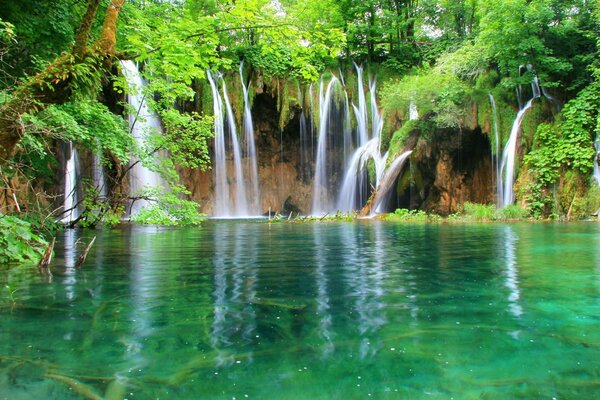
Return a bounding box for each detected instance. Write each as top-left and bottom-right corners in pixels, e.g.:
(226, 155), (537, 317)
(371, 151), (413, 214)
(206, 71), (229, 216)
(489, 94), (503, 206)
(300, 110), (311, 182)
(409, 101), (419, 121)
(222, 80), (249, 216)
(593, 136), (600, 186)
(91, 152), (107, 200)
(239, 62), (260, 213)
(353, 63), (369, 146)
(336, 66), (389, 213)
(500, 98), (534, 207)
(311, 76), (340, 215)
(120, 60), (166, 216)
(343, 92), (353, 165)
(208, 69), (262, 217)
(61, 141), (79, 223)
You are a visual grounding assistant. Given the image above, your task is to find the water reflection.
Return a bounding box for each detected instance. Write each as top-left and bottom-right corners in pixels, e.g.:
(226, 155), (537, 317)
(124, 231), (160, 375)
(502, 226), (523, 319)
(211, 223), (259, 364)
(62, 229), (78, 301)
(313, 224), (334, 355)
(2, 222), (600, 399)
(340, 223), (388, 359)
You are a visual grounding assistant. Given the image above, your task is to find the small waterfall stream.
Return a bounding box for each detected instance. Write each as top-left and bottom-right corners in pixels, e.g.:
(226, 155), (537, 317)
(499, 75), (542, 207)
(61, 141), (79, 223)
(312, 76), (340, 215)
(222, 80), (249, 215)
(239, 62), (260, 213)
(208, 67), (261, 217)
(489, 94), (502, 206)
(371, 151), (413, 214)
(120, 60), (166, 215)
(336, 65), (391, 214)
(207, 71), (230, 216)
(500, 99), (534, 207)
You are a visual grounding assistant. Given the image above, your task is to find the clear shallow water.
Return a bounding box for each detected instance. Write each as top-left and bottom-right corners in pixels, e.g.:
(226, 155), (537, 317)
(1, 222), (599, 399)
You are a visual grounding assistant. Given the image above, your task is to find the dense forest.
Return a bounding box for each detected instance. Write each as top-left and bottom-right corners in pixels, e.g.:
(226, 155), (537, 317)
(1, 0), (599, 263)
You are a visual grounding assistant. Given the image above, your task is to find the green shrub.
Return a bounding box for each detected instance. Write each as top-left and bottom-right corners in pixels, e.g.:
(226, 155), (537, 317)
(130, 190), (206, 226)
(497, 204), (527, 220)
(460, 202), (496, 221)
(385, 208), (439, 222)
(0, 214), (48, 264)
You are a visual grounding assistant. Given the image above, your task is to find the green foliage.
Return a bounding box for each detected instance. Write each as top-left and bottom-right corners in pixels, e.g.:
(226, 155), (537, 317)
(23, 99), (132, 163)
(159, 110), (213, 170)
(381, 70), (471, 128)
(458, 202), (496, 220)
(287, 212), (357, 223)
(385, 208), (441, 222)
(524, 83), (599, 185)
(0, 0), (86, 79)
(75, 182), (123, 228)
(387, 120), (417, 157)
(131, 189), (206, 226)
(452, 202), (529, 221)
(497, 204), (528, 220)
(435, 42), (490, 81)
(0, 214), (48, 264)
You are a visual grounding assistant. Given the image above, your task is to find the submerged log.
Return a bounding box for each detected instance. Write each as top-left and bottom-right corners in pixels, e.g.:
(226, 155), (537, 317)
(76, 236), (97, 269)
(45, 373), (104, 400)
(37, 237), (55, 273)
(360, 148), (413, 216)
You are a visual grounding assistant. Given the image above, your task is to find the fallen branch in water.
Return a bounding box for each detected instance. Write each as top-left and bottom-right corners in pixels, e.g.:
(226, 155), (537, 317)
(37, 237), (55, 274)
(45, 373), (104, 400)
(76, 236), (96, 269)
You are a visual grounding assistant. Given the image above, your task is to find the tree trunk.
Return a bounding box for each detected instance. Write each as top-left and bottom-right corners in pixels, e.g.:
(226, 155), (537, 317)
(0, 0), (125, 161)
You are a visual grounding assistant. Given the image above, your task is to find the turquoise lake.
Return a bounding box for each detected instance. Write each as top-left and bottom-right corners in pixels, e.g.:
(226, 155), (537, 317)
(1, 221), (599, 399)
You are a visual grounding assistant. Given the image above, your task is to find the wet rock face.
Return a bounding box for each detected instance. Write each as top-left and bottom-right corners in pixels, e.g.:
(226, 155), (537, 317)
(181, 84), (495, 216)
(180, 90), (313, 215)
(394, 128), (494, 215)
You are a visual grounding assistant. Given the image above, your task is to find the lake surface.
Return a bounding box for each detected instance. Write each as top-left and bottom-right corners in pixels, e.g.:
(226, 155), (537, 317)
(1, 221), (599, 399)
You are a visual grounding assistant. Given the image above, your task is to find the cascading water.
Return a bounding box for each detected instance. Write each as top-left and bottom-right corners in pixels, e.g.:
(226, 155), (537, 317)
(409, 101), (419, 121)
(239, 62), (260, 213)
(222, 80), (249, 216)
(371, 151), (413, 214)
(336, 66), (389, 213)
(499, 72), (543, 207)
(61, 141), (79, 223)
(120, 60), (166, 215)
(353, 63), (369, 146)
(299, 111), (310, 182)
(208, 69), (260, 217)
(593, 136), (600, 186)
(207, 71), (229, 216)
(489, 94), (503, 206)
(312, 76), (340, 215)
(500, 99), (534, 207)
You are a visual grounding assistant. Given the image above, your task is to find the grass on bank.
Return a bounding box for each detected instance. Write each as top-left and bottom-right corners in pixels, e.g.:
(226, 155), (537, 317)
(386, 203), (530, 223)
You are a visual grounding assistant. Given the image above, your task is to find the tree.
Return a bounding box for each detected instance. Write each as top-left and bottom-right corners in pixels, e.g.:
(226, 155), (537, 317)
(0, 0), (126, 160)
